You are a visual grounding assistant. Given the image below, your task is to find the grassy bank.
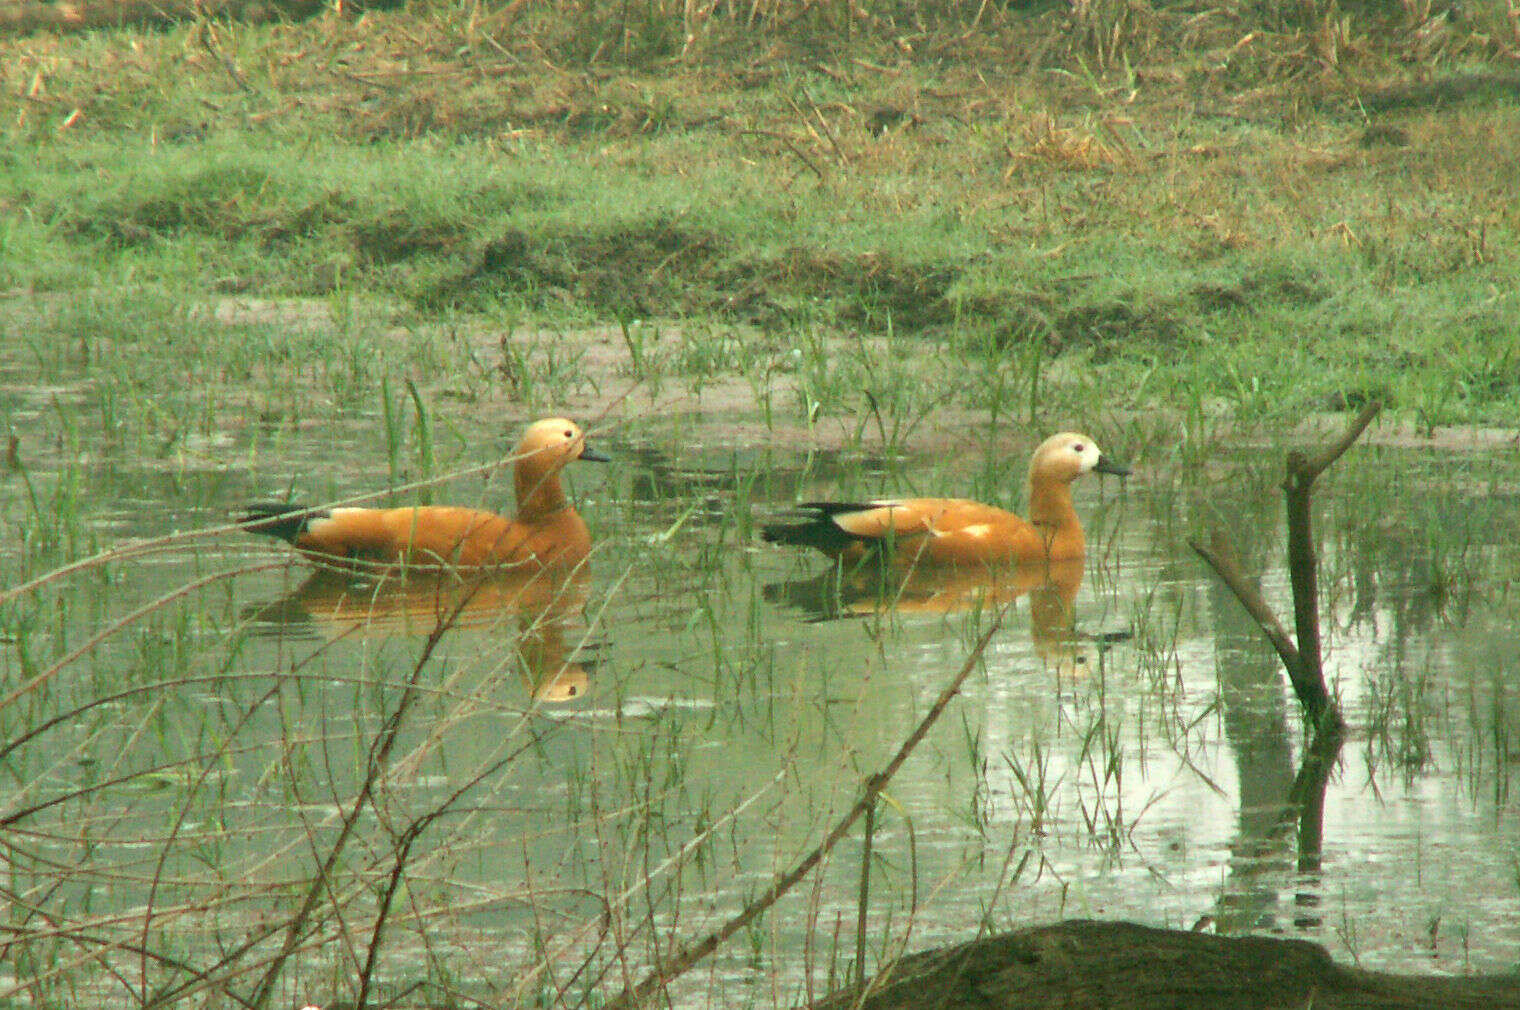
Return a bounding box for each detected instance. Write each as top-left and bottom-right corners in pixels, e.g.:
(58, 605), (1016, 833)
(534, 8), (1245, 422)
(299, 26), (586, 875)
(3, 1), (1519, 431)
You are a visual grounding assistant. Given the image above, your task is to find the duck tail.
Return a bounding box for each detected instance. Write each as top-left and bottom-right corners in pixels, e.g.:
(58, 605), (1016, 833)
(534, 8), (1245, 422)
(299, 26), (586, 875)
(761, 502), (875, 555)
(239, 502), (328, 543)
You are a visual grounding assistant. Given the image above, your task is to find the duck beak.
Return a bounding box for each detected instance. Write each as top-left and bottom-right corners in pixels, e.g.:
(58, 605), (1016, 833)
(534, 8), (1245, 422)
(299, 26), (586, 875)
(579, 444), (611, 463)
(1094, 454), (1129, 477)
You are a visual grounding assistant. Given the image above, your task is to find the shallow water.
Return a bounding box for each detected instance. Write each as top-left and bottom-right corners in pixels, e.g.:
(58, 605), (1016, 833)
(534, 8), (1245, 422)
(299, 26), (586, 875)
(1, 381), (1517, 1006)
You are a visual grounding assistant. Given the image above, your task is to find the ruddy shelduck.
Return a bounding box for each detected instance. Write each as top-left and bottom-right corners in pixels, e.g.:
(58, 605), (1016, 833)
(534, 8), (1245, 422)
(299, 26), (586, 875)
(242, 418), (606, 570)
(762, 432), (1127, 566)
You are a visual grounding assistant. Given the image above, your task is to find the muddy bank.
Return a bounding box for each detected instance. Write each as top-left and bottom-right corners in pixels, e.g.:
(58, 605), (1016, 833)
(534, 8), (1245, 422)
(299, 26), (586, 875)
(814, 919), (1520, 1010)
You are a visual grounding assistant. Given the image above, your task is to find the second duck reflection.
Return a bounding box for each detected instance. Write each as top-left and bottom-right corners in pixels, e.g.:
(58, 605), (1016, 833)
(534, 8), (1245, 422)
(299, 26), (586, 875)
(764, 559), (1090, 678)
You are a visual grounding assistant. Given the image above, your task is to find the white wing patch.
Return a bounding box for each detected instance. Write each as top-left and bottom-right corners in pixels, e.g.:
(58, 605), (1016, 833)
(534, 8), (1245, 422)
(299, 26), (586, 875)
(832, 501), (906, 530)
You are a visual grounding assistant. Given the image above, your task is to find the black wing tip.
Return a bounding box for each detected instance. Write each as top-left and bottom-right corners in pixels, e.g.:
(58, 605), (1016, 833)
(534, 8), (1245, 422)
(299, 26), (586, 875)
(794, 501), (878, 516)
(239, 502), (326, 542)
(760, 521), (816, 546)
(761, 501), (878, 552)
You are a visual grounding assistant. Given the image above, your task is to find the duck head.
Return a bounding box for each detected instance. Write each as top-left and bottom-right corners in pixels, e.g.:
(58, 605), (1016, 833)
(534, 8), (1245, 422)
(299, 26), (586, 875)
(1029, 432), (1129, 485)
(516, 418), (609, 470)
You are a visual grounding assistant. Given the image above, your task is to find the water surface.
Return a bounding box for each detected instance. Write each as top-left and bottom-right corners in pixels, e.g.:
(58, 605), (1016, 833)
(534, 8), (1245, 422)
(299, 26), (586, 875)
(1, 382), (1516, 1006)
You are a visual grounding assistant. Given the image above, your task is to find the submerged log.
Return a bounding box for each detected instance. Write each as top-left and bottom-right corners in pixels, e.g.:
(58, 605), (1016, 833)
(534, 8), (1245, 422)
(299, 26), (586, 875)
(813, 920), (1520, 1010)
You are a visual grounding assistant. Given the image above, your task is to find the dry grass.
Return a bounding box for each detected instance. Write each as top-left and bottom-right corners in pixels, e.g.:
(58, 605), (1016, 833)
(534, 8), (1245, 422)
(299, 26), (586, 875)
(1, 0), (1519, 428)
(1007, 112), (1126, 173)
(4, 1), (1519, 144)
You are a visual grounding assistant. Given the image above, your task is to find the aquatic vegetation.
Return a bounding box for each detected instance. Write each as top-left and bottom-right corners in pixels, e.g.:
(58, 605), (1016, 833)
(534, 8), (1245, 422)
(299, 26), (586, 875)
(2, 4), (1520, 1004)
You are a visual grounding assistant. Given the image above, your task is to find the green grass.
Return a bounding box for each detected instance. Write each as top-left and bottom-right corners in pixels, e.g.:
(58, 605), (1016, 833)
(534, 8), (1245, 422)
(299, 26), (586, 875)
(5, 93), (1518, 429)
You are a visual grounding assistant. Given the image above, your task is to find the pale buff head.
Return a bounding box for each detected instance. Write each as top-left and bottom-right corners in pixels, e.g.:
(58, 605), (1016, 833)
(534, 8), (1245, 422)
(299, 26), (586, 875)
(1028, 432), (1129, 486)
(514, 418), (604, 472)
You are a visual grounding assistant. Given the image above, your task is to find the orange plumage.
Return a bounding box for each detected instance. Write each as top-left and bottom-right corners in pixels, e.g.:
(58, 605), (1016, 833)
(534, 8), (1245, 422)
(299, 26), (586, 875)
(246, 567), (594, 700)
(766, 558), (1090, 673)
(242, 417), (605, 571)
(762, 432), (1127, 567)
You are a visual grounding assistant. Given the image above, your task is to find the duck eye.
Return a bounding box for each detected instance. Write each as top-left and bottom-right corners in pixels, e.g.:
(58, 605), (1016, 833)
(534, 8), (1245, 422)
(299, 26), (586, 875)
(1073, 443), (1086, 453)
(564, 430), (574, 438)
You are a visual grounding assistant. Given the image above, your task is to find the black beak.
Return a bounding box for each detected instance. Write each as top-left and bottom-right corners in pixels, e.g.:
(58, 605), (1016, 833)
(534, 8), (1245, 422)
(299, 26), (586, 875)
(1094, 454), (1130, 477)
(579, 445), (610, 463)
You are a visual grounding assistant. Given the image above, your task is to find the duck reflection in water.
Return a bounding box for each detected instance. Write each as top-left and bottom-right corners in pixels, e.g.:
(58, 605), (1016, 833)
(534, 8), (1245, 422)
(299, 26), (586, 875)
(761, 431), (1130, 673)
(245, 566), (597, 703)
(764, 558), (1093, 677)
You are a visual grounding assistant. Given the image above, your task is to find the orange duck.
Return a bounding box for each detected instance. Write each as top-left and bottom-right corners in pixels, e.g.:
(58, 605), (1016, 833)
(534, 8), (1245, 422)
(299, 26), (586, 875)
(762, 432), (1126, 566)
(242, 417), (606, 571)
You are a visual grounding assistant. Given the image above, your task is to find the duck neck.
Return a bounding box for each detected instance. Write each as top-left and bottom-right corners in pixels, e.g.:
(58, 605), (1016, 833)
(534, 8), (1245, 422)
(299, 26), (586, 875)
(516, 463), (568, 520)
(1027, 477), (1081, 547)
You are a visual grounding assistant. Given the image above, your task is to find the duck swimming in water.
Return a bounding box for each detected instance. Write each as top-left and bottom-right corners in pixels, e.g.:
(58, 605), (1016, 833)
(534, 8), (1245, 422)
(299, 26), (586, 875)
(242, 417), (606, 571)
(761, 431), (1127, 566)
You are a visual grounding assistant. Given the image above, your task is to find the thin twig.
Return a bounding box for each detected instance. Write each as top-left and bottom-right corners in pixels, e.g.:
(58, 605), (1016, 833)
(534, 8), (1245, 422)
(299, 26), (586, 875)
(248, 592), (467, 1009)
(0, 921), (248, 1007)
(138, 676), (285, 1004)
(199, 22), (253, 94)
(606, 609), (1007, 1009)
(800, 85), (850, 165)
(1192, 403), (1379, 728)
(1281, 401), (1381, 723)
(855, 799), (876, 991)
(505, 766), (788, 1006)
(0, 561), (285, 715)
(740, 129), (826, 181)
(1289, 400), (1383, 487)
(1188, 531), (1303, 682)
